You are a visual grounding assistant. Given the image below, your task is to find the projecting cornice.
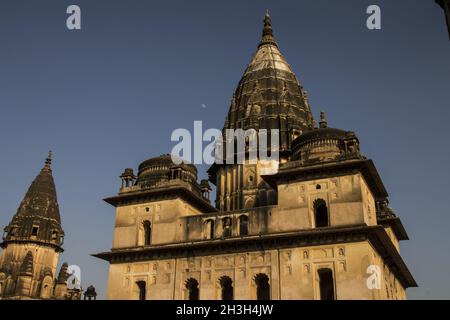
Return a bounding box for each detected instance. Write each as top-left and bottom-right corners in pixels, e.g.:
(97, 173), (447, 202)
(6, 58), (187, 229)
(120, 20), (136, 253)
(92, 224), (417, 289)
(103, 183), (217, 213)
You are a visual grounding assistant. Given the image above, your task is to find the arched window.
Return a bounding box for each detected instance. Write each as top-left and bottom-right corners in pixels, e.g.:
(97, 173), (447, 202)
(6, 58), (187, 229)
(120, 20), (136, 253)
(239, 215), (249, 236)
(314, 199), (329, 228)
(219, 276), (233, 300)
(31, 226), (39, 236)
(254, 273), (270, 300)
(185, 278), (199, 300)
(143, 221), (151, 246)
(222, 217), (232, 238)
(136, 281), (146, 300)
(318, 268), (335, 300)
(205, 220), (215, 239)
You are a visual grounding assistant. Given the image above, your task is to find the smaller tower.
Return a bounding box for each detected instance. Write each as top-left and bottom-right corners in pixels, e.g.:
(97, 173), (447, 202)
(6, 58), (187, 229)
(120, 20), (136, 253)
(200, 179), (212, 201)
(54, 262), (69, 299)
(120, 168), (136, 189)
(319, 111), (328, 128)
(0, 152), (73, 300)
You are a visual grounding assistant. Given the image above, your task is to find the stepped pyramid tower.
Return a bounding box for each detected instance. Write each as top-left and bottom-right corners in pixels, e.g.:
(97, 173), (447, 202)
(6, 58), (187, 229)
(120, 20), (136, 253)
(94, 12), (416, 300)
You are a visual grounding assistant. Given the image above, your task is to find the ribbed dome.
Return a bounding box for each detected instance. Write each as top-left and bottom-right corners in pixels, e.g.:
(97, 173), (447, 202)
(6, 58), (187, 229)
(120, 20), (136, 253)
(2, 152), (64, 248)
(136, 154), (198, 187)
(223, 12), (315, 153)
(291, 116), (362, 165)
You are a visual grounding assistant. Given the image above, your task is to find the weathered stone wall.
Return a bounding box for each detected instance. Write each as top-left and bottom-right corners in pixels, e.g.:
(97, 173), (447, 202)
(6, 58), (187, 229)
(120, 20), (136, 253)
(0, 243), (59, 298)
(105, 172), (406, 300)
(139, 173), (386, 242)
(112, 198), (203, 249)
(106, 241), (406, 300)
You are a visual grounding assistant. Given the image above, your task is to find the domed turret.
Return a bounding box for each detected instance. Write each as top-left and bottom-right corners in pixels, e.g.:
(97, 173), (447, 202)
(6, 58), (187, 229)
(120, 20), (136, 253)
(291, 112), (362, 165)
(107, 153), (216, 212)
(136, 154), (198, 189)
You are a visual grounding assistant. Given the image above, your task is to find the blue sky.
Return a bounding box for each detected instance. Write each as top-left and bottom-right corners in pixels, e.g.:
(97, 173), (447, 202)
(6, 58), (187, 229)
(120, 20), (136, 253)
(0, 0), (449, 299)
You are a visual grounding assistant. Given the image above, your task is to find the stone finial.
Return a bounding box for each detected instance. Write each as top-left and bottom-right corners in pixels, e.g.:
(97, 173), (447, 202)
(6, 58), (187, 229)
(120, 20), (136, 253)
(319, 111), (328, 128)
(46, 150), (52, 162)
(44, 150), (53, 170)
(259, 10), (278, 47)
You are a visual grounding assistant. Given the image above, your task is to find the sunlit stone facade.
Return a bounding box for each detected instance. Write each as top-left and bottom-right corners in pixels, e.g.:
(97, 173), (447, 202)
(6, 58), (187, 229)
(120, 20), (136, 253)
(94, 13), (416, 300)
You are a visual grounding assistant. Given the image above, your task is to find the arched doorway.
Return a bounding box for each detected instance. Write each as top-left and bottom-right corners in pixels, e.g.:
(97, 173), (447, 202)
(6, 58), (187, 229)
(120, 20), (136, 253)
(314, 199), (329, 228)
(222, 217), (232, 238)
(219, 276), (233, 300)
(135, 280), (146, 300)
(185, 278), (199, 300)
(204, 219), (215, 239)
(143, 221), (151, 245)
(239, 215), (249, 236)
(318, 268), (335, 300)
(254, 273), (270, 300)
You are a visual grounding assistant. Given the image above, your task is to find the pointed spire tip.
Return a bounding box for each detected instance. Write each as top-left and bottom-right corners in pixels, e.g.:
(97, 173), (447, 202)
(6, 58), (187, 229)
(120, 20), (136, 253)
(259, 9), (277, 48)
(44, 150), (53, 169)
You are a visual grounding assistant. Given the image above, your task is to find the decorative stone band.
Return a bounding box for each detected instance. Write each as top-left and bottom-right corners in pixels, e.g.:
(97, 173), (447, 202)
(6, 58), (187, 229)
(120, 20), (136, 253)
(92, 224), (417, 289)
(0, 238), (64, 253)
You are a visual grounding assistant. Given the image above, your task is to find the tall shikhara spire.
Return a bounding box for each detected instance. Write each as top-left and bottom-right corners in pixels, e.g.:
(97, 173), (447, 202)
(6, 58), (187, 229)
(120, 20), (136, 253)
(0, 152), (73, 300)
(1, 151), (64, 250)
(223, 11), (315, 154)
